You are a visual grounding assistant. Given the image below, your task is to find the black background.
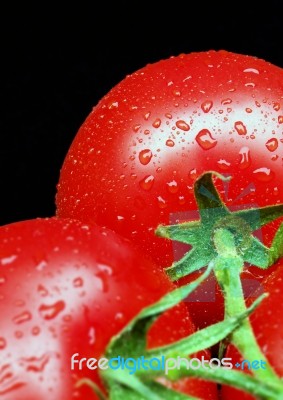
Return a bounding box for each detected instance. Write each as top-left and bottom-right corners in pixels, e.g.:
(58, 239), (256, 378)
(2, 3), (283, 226)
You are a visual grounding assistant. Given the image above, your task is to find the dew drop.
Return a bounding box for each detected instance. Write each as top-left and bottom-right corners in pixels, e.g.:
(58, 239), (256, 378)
(157, 196), (167, 209)
(176, 120), (190, 131)
(73, 277), (84, 288)
(115, 312), (124, 321)
(144, 129), (150, 135)
(39, 300), (65, 320)
(221, 98), (232, 105)
(243, 68), (259, 74)
(13, 311), (32, 325)
(178, 196), (185, 205)
(139, 149), (153, 165)
(201, 100), (213, 113)
(189, 168), (198, 180)
(265, 138), (279, 152)
(165, 113), (172, 119)
(152, 118), (161, 128)
(15, 331), (23, 339)
(37, 284), (49, 297)
(21, 353), (52, 373)
(132, 124), (141, 133)
(245, 108), (253, 113)
(239, 147), (251, 169)
(217, 159), (231, 170)
(167, 180), (179, 193)
(166, 139), (175, 147)
(0, 337), (6, 350)
(195, 129), (217, 150)
(89, 327), (96, 345)
(143, 112), (151, 121)
(32, 326), (41, 336)
(234, 121), (247, 135)
(278, 116), (283, 124)
(1, 255), (17, 266)
(139, 175), (155, 191)
(273, 102), (281, 111)
(253, 167), (275, 182)
(245, 82), (255, 88)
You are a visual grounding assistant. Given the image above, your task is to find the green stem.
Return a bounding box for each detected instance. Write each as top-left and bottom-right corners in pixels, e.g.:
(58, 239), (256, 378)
(213, 228), (282, 387)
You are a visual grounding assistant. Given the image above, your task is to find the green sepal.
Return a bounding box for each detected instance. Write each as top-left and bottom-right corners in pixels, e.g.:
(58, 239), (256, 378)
(157, 171), (283, 281)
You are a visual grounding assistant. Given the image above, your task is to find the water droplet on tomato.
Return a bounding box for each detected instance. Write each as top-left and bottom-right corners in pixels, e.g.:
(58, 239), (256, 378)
(166, 139), (175, 147)
(152, 118), (161, 128)
(32, 326), (41, 336)
(195, 129), (217, 150)
(165, 113), (172, 119)
(189, 168), (197, 180)
(36, 260), (47, 271)
(0, 337), (6, 350)
(201, 100), (213, 113)
(273, 102), (280, 111)
(265, 138), (279, 152)
(278, 115), (283, 124)
(13, 311), (32, 325)
(243, 68), (260, 74)
(239, 146), (251, 169)
(132, 124), (141, 133)
(271, 154), (279, 161)
(178, 196), (185, 205)
(73, 277), (84, 288)
(39, 300), (65, 320)
(221, 98), (232, 105)
(176, 120), (190, 131)
(253, 167), (275, 182)
(144, 129), (151, 135)
(37, 284), (49, 296)
(15, 330), (23, 339)
(234, 121), (247, 135)
(21, 353), (52, 373)
(143, 112), (151, 121)
(167, 180), (179, 193)
(89, 327), (96, 345)
(245, 108), (253, 113)
(115, 312), (124, 321)
(157, 196), (167, 209)
(0, 276), (6, 285)
(245, 82), (255, 88)
(139, 149), (153, 165)
(139, 175), (155, 191)
(217, 159), (231, 170)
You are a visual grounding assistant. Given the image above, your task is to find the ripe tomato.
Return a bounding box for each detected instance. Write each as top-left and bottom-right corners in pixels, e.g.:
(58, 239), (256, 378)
(221, 258), (283, 400)
(0, 217), (218, 400)
(55, 50), (283, 329)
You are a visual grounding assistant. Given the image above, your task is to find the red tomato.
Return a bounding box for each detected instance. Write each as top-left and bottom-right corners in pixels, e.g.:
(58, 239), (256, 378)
(0, 217), (218, 400)
(55, 50), (283, 329)
(221, 258), (283, 400)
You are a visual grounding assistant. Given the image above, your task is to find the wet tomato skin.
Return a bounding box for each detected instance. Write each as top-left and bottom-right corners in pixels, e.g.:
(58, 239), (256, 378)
(56, 50), (283, 329)
(0, 217), (218, 400)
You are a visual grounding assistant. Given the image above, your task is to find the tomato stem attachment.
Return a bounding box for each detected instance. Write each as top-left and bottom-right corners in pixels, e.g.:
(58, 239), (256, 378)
(156, 171), (283, 397)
